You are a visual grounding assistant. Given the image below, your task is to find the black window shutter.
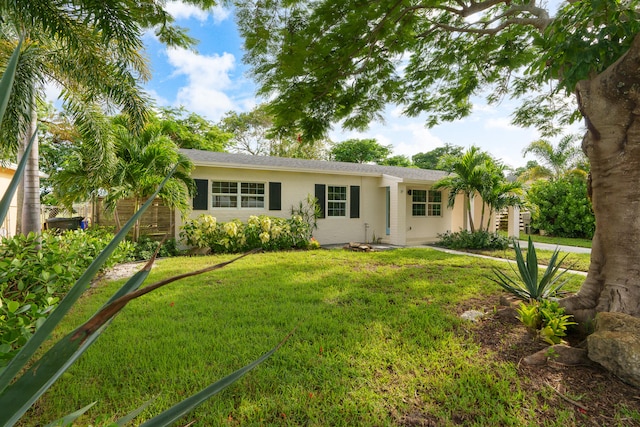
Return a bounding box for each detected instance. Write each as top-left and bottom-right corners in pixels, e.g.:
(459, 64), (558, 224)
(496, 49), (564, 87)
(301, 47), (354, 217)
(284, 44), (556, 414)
(315, 184), (326, 218)
(269, 182), (282, 210)
(350, 186), (360, 218)
(192, 179), (208, 210)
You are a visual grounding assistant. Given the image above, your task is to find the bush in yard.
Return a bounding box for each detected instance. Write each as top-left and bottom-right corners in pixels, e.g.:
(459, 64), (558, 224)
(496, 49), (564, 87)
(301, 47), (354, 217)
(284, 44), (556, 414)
(131, 235), (182, 260)
(526, 176), (595, 239)
(181, 214), (313, 253)
(0, 229), (134, 365)
(436, 230), (510, 250)
(517, 299), (577, 345)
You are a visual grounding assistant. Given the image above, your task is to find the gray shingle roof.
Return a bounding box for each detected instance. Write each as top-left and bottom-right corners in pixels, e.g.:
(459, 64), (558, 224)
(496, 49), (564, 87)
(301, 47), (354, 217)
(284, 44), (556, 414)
(180, 149), (447, 182)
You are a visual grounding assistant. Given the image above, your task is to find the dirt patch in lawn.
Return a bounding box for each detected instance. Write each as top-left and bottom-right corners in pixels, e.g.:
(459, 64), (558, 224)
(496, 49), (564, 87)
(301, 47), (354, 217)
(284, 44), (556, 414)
(400, 296), (640, 426)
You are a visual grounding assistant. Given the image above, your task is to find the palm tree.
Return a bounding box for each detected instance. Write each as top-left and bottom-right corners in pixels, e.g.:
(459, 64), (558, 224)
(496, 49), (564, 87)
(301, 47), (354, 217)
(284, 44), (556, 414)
(433, 146), (490, 233)
(521, 134), (584, 180)
(0, 0), (210, 236)
(104, 116), (194, 241)
(480, 164), (523, 231)
(0, 19), (149, 236)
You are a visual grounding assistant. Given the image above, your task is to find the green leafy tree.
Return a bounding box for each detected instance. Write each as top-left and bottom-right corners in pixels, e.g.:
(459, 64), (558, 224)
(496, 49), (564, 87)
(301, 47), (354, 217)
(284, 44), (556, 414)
(330, 138), (391, 163)
(52, 115), (195, 241)
(0, 0), (218, 236)
(527, 176), (595, 239)
(379, 154), (413, 167)
(413, 144), (464, 170)
(234, 0), (640, 321)
(220, 105), (328, 159)
(156, 107), (233, 152)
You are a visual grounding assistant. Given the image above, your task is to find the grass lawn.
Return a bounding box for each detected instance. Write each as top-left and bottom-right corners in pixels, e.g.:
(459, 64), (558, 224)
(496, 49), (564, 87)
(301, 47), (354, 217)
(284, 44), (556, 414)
(30, 248), (589, 426)
(519, 232), (592, 249)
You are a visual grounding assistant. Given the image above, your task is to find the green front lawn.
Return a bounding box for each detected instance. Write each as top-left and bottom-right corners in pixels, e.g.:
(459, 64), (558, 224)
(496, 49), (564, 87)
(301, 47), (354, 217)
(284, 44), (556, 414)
(31, 249), (587, 426)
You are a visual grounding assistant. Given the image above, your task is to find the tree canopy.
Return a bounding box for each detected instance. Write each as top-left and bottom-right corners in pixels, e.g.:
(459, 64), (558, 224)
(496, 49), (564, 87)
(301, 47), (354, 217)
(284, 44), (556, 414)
(413, 144), (464, 171)
(234, 0), (640, 322)
(330, 138), (392, 163)
(235, 0), (637, 140)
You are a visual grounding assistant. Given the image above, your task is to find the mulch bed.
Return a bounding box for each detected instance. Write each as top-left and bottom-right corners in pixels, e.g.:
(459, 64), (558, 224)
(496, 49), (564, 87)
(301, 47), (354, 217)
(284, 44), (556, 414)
(460, 297), (640, 426)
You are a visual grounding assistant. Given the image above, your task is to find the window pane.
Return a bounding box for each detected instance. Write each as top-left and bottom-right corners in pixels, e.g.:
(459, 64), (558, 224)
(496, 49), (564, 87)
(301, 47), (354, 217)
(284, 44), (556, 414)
(212, 181), (237, 194)
(328, 201), (346, 216)
(429, 191), (442, 203)
(328, 186), (346, 201)
(412, 190), (427, 203)
(241, 182), (265, 195)
(428, 204), (441, 216)
(412, 204), (426, 216)
(241, 196), (265, 208)
(213, 195), (237, 208)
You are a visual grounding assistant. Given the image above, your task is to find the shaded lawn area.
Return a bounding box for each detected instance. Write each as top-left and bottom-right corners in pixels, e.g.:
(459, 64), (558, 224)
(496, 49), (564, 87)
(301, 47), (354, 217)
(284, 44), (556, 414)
(29, 248), (590, 426)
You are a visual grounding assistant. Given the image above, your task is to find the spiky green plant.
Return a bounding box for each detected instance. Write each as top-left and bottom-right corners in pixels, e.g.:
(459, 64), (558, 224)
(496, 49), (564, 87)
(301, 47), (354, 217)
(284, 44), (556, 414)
(490, 236), (571, 301)
(0, 50), (287, 425)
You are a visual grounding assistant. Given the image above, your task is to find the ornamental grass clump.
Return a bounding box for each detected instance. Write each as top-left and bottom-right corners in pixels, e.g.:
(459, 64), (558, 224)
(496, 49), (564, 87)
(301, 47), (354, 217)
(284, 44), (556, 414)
(490, 236), (571, 301)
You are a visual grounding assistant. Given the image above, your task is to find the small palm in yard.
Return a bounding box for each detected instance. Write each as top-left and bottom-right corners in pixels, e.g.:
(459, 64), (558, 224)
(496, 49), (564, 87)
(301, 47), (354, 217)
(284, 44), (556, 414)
(490, 236), (571, 301)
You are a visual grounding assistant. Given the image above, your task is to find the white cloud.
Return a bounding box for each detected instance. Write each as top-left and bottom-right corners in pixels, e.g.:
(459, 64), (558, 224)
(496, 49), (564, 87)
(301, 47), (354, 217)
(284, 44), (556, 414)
(165, 2), (230, 24)
(165, 47), (237, 120)
(484, 117), (521, 131)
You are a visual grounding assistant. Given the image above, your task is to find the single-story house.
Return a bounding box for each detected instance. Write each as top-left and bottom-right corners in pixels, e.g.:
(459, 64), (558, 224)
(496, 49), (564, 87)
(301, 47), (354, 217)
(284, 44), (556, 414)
(178, 149), (519, 246)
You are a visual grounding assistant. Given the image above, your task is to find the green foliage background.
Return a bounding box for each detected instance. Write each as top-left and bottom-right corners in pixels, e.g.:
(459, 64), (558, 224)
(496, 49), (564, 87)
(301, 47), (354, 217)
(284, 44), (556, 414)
(527, 177), (595, 239)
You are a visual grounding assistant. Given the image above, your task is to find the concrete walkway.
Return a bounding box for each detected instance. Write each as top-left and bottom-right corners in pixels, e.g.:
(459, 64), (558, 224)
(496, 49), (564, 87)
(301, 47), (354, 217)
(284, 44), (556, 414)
(516, 240), (591, 254)
(424, 244), (588, 276)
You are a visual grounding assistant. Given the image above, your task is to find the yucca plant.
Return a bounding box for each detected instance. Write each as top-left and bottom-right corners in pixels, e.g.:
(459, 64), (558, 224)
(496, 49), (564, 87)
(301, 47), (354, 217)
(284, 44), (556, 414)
(490, 236), (571, 301)
(0, 46), (288, 426)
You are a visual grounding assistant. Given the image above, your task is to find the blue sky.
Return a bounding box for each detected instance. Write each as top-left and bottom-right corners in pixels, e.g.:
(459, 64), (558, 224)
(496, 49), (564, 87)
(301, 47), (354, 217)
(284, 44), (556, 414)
(140, 1), (582, 169)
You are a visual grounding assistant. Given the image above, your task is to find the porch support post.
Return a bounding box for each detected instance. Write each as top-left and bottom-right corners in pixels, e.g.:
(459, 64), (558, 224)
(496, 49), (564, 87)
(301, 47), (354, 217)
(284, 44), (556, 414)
(507, 205), (520, 239)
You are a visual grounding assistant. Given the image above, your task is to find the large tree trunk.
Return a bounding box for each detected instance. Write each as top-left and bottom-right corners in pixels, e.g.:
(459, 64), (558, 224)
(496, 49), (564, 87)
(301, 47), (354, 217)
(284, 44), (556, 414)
(562, 34), (640, 323)
(21, 100), (41, 236)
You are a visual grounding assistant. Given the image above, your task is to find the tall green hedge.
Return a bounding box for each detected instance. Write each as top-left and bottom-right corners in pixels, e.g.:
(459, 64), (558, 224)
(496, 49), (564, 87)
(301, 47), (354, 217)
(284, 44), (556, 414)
(526, 177), (595, 239)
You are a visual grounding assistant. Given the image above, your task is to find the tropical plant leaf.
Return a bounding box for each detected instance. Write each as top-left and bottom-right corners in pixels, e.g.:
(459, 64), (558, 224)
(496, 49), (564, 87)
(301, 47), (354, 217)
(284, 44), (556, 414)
(42, 402), (97, 427)
(0, 38), (22, 123)
(116, 397), (156, 426)
(0, 166), (178, 394)
(0, 250), (255, 426)
(490, 236), (571, 301)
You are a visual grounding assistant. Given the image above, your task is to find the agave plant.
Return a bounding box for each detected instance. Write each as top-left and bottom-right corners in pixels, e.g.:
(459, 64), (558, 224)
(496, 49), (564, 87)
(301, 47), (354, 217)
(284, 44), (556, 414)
(490, 236), (571, 301)
(0, 44), (288, 426)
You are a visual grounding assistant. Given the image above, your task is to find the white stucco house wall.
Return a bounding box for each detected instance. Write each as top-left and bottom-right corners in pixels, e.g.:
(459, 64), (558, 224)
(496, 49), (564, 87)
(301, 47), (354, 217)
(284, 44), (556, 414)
(0, 163), (18, 238)
(177, 149), (505, 246)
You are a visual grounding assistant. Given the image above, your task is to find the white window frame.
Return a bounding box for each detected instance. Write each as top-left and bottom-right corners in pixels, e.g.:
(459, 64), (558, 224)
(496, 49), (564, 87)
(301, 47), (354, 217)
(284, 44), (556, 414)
(412, 189), (442, 217)
(327, 185), (347, 217)
(211, 181), (265, 209)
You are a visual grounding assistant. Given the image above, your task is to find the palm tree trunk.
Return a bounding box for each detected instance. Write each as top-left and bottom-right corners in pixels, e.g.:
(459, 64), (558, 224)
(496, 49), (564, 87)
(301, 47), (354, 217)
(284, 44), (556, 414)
(21, 97), (41, 237)
(479, 202), (486, 232)
(466, 194), (475, 233)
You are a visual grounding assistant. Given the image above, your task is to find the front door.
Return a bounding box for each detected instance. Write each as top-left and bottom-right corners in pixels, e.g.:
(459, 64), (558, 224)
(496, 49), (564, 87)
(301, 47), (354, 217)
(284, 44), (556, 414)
(385, 187), (390, 235)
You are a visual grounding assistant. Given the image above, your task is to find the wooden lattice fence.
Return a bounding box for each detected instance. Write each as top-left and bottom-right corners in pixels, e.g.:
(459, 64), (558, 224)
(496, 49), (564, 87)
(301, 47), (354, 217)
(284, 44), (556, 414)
(92, 197), (175, 240)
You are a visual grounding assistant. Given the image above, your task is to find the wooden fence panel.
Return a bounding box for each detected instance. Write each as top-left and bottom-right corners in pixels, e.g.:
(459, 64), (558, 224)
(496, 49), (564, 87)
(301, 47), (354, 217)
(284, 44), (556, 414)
(92, 197), (174, 240)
